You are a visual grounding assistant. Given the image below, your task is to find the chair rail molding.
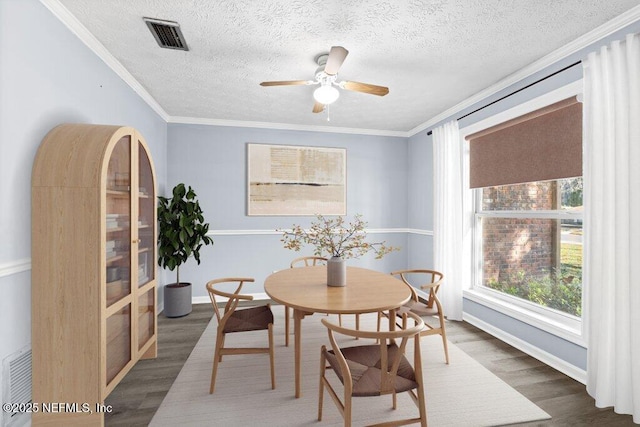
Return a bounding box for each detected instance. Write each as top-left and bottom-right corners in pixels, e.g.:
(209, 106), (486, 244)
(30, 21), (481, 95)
(207, 228), (432, 236)
(407, 228), (434, 236)
(1, 229), (433, 277)
(0, 259), (31, 279)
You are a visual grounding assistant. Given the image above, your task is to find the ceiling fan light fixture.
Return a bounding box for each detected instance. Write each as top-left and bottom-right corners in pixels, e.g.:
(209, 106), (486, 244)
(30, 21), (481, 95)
(313, 84), (340, 105)
(260, 45), (389, 114)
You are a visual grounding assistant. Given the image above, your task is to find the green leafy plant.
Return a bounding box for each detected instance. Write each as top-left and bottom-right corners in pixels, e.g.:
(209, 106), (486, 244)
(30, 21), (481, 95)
(157, 183), (213, 285)
(486, 269), (582, 317)
(280, 214), (399, 259)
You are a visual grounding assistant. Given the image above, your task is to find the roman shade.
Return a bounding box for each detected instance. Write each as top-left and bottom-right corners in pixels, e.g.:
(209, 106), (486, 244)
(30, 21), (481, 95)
(467, 96), (582, 188)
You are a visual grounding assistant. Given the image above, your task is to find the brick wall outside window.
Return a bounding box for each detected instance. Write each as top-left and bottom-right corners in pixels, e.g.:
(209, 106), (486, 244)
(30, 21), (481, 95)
(481, 182), (558, 284)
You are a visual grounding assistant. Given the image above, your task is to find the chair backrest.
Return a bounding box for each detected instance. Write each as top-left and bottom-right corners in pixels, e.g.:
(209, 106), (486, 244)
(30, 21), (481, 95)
(290, 256), (328, 268)
(206, 277), (255, 328)
(391, 269), (444, 308)
(321, 312), (425, 395)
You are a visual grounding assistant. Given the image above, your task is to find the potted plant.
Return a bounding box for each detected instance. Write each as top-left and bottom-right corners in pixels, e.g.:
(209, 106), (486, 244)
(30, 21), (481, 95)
(280, 214), (398, 286)
(158, 183), (213, 317)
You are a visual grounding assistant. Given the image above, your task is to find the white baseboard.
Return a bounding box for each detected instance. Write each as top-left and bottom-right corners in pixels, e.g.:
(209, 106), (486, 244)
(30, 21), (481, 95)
(463, 312), (587, 385)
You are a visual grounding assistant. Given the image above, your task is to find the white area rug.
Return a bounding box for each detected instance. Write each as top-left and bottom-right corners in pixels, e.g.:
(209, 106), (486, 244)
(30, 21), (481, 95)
(150, 310), (550, 426)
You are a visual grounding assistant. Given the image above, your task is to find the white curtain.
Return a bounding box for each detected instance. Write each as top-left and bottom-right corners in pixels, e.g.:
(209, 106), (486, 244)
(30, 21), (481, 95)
(433, 120), (468, 321)
(583, 33), (640, 423)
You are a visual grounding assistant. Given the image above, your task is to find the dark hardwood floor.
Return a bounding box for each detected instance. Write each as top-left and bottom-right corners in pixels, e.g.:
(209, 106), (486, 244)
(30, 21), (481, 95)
(105, 304), (635, 426)
(445, 321), (635, 426)
(105, 305), (212, 426)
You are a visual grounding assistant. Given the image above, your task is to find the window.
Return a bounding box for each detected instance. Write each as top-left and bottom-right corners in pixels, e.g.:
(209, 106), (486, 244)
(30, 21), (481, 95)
(463, 86), (584, 334)
(474, 177), (583, 317)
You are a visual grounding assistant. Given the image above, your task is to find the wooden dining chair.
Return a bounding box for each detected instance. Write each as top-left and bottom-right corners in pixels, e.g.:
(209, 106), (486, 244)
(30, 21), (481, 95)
(206, 277), (275, 393)
(285, 256), (328, 346)
(318, 311), (427, 427)
(378, 269), (449, 364)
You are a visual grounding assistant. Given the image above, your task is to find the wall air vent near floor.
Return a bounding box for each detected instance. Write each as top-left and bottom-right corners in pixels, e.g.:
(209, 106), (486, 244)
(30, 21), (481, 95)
(143, 17), (189, 51)
(1, 346), (31, 427)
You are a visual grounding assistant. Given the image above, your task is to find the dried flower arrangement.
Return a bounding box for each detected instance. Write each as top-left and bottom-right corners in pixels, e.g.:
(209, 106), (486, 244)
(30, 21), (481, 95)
(280, 214), (399, 259)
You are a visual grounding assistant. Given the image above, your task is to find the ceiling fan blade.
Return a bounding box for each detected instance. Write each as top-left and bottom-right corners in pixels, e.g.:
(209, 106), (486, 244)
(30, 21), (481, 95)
(324, 46), (349, 75)
(260, 80), (313, 86)
(341, 80), (389, 96)
(312, 102), (324, 113)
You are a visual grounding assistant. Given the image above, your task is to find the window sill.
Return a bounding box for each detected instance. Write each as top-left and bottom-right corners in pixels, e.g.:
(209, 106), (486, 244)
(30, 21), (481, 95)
(463, 288), (585, 347)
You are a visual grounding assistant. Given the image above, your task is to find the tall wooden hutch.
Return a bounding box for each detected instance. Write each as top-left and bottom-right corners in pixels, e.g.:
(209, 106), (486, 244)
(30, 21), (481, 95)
(31, 124), (157, 426)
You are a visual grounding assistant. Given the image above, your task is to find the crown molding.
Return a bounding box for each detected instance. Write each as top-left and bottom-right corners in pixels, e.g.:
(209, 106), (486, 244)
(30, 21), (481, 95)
(39, 0), (406, 138)
(41, 0), (640, 138)
(39, 0), (171, 122)
(408, 4), (640, 137)
(168, 116), (408, 138)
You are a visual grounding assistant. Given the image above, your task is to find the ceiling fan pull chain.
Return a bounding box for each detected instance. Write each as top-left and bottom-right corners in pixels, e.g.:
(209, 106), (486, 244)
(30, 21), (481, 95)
(326, 104), (331, 121)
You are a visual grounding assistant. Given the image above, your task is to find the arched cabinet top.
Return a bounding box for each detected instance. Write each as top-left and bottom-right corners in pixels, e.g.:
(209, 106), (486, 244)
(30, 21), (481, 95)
(32, 123), (140, 189)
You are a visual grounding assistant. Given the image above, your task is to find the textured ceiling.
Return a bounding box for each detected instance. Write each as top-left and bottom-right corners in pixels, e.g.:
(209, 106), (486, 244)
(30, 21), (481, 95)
(55, 0), (639, 133)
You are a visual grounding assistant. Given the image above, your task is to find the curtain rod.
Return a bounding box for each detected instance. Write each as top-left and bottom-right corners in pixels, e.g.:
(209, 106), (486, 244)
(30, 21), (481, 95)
(426, 60), (582, 136)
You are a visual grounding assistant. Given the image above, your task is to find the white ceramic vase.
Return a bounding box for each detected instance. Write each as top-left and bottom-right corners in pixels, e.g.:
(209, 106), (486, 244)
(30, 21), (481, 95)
(327, 256), (346, 287)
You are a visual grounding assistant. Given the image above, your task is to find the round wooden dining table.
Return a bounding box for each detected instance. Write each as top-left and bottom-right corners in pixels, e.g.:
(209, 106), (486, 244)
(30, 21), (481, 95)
(264, 265), (412, 398)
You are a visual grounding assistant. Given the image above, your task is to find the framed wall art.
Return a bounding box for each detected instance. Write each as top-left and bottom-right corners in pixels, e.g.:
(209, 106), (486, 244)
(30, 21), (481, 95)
(247, 143), (346, 216)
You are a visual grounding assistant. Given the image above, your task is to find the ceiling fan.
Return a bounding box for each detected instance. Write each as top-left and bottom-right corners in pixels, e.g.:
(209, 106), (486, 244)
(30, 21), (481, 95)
(260, 46), (389, 113)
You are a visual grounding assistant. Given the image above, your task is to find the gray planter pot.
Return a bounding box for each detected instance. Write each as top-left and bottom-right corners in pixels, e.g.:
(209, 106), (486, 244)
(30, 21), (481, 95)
(164, 282), (192, 317)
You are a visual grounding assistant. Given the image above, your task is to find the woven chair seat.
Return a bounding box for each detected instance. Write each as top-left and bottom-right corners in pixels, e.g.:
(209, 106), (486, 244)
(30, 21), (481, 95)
(224, 305), (274, 333)
(402, 299), (438, 317)
(324, 343), (418, 397)
(383, 269), (449, 365)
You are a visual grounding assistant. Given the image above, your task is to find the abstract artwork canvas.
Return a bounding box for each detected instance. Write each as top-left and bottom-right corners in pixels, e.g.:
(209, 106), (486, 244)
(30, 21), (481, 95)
(247, 143), (346, 216)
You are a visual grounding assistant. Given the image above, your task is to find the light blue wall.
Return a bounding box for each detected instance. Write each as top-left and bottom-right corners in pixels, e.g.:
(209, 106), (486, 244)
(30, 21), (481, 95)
(0, 0), (167, 366)
(407, 128), (434, 268)
(464, 299), (587, 369)
(165, 124), (409, 296)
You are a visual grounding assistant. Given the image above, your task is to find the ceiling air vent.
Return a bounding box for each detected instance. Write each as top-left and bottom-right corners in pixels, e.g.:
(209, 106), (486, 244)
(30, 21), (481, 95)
(143, 17), (189, 51)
